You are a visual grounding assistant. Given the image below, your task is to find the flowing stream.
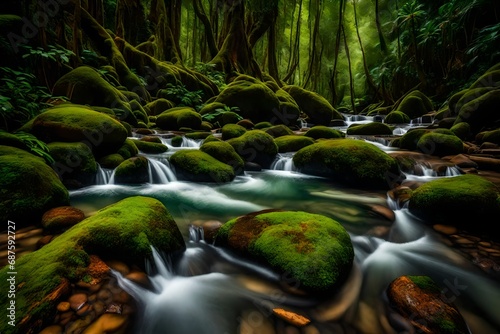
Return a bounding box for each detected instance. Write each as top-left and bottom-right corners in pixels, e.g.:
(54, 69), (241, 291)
(69, 125), (500, 334)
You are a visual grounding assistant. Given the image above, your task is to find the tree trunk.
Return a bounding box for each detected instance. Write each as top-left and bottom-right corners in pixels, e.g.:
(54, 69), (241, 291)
(329, 0), (345, 106)
(267, 6), (281, 85)
(342, 26), (356, 113)
(375, 0), (387, 53)
(149, 0), (181, 63)
(192, 0), (218, 59)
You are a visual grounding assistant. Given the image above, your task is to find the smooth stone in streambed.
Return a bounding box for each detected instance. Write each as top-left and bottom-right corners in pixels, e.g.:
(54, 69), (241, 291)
(56, 301), (70, 312)
(273, 308), (311, 327)
(69, 293), (88, 311)
(105, 260), (130, 275)
(125, 271), (151, 289)
(41, 206), (86, 232)
(202, 220), (223, 244)
(39, 325), (63, 334)
(433, 224), (458, 235)
(82, 313), (128, 334)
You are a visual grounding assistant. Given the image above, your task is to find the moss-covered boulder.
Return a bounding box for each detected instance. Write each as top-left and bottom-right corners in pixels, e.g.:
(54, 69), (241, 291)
(144, 98), (176, 116)
(346, 122), (393, 136)
(132, 139), (168, 154)
(0, 196), (185, 334)
(450, 122), (471, 141)
(0, 146), (69, 227)
(387, 275), (469, 334)
(156, 106), (202, 131)
(52, 66), (132, 115)
(200, 141), (245, 174)
(98, 153), (125, 169)
(293, 139), (403, 189)
(214, 78), (281, 124)
(408, 174), (500, 232)
(116, 138), (139, 159)
(255, 121), (273, 129)
(476, 129), (500, 145)
(396, 90), (434, 119)
(20, 104), (128, 157)
(169, 150), (235, 183)
(384, 111), (410, 124)
(274, 89), (301, 127)
(274, 135), (315, 153)
(112, 156), (149, 184)
(454, 89), (500, 135)
(398, 129), (431, 151)
(41, 206), (86, 234)
(282, 85), (343, 125)
(214, 209), (354, 294)
(264, 124), (294, 138)
(227, 130), (279, 168)
(416, 132), (463, 157)
(48, 142), (98, 189)
(304, 126), (345, 140)
(221, 123), (247, 140)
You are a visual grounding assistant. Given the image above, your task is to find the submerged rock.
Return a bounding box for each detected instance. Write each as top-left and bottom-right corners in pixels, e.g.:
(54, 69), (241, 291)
(214, 209), (354, 294)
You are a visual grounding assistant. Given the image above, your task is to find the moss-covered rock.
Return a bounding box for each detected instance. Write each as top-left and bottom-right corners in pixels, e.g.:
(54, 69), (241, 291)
(454, 89), (500, 135)
(48, 142), (97, 189)
(237, 119), (255, 129)
(200, 141), (245, 174)
(214, 78), (282, 124)
(0, 131), (29, 150)
(0, 146), (69, 227)
(156, 106), (202, 131)
(20, 104), (129, 157)
(399, 129), (431, 151)
(185, 131), (212, 140)
(408, 174), (500, 232)
(396, 90), (434, 119)
(304, 126), (345, 140)
(293, 139), (403, 189)
(116, 138), (139, 159)
(255, 121), (273, 129)
(416, 132), (463, 157)
(274, 135), (315, 153)
(221, 123), (247, 140)
(41, 206), (86, 234)
(387, 275), (469, 334)
(132, 139), (168, 154)
(227, 130), (279, 168)
(203, 134), (222, 144)
(144, 98), (176, 116)
(274, 89), (301, 127)
(52, 66), (132, 115)
(476, 129), (500, 145)
(214, 209), (354, 294)
(450, 122), (471, 141)
(264, 124), (294, 138)
(469, 69), (500, 89)
(169, 150), (235, 183)
(282, 85), (343, 125)
(98, 153), (125, 169)
(0, 196), (185, 334)
(384, 111), (410, 124)
(346, 122), (394, 136)
(113, 156), (149, 184)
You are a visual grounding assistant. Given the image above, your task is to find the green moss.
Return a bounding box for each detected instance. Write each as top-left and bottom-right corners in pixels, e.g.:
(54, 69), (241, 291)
(98, 153), (125, 169)
(171, 135), (183, 147)
(346, 122), (394, 135)
(203, 134), (222, 144)
(254, 121), (273, 129)
(200, 141), (245, 173)
(133, 139), (168, 154)
(477, 129), (500, 145)
(156, 106), (202, 131)
(408, 275), (441, 294)
(169, 150), (235, 183)
(274, 135), (315, 153)
(416, 132), (463, 157)
(222, 123), (247, 140)
(0, 196), (184, 333)
(384, 111), (410, 124)
(264, 124), (294, 138)
(399, 129), (431, 151)
(408, 174), (500, 230)
(144, 98), (176, 116)
(227, 130), (279, 168)
(293, 139), (402, 189)
(304, 126), (345, 140)
(450, 122), (471, 140)
(396, 90), (434, 119)
(114, 156), (149, 184)
(185, 132), (212, 140)
(117, 138), (139, 159)
(48, 142), (97, 189)
(0, 146), (69, 227)
(455, 89), (500, 134)
(215, 210), (354, 294)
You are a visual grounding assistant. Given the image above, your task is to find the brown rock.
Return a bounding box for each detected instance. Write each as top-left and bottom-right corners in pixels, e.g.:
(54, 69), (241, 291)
(202, 220), (223, 244)
(82, 313), (128, 334)
(38, 325), (63, 334)
(87, 255), (110, 284)
(386, 275), (469, 334)
(272, 308), (311, 327)
(444, 154), (478, 168)
(69, 293), (88, 311)
(105, 260), (130, 275)
(36, 235), (54, 249)
(41, 206), (85, 232)
(125, 271), (151, 288)
(56, 301), (71, 312)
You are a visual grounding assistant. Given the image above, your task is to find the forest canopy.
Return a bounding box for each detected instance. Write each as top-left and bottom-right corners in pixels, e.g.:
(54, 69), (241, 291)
(1, 0), (499, 131)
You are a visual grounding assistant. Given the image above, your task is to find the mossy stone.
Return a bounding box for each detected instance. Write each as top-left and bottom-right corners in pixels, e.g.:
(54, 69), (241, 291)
(454, 89), (500, 135)
(185, 131), (213, 140)
(221, 123), (247, 140)
(113, 156), (149, 184)
(293, 139), (403, 189)
(416, 132), (463, 157)
(264, 124), (294, 138)
(396, 90), (434, 119)
(48, 142), (97, 189)
(215, 210), (354, 294)
(156, 107), (202, 131)
(255, 121), (273, 129)
(304, 126), (344, 140)
(116, 138), (139, 159)
(450, 122), (471, 141)
(144, 98), (176, 116)
(476, 129), (500, 145)
(0, 146), (69, 227)
(227, 130), (279, 168)
(346, 122), (393, 136)
(200, 141), (245, 174)
(399, 129), (431, 151)
(282, 85), (343, 125)
(169, 150), (235, 183)
(20, 104), (128, 157)
(132, 139), (168, 154)
(98, 153), (125, 169)
(274, 135), (315, 153)
(0, 196), (185, 333)
(384, 111), (410, 124)
(408, 174), (500, 232)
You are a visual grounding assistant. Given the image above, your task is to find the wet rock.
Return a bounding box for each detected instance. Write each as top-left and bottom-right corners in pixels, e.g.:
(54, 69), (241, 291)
(387, 275), (469, 334)
(81, 313), (128, 334)
(56, 301), (71, 312)
(273, 308), (311, 327)
(69, 293), (88, 311)
(38, 325), (63, 334)
(201, 220), (223, 244)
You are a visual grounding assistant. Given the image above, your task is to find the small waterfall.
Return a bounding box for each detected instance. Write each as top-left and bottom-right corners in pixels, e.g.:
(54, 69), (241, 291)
(188, 224), (204, 243)
(445, 166), (462, 176)
(270, 153), (297, 171)
(161, 136), (202, 149)
(147, 158), (177, 183)
(94, 163), (113, 185)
